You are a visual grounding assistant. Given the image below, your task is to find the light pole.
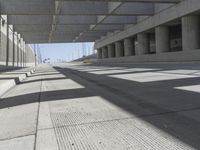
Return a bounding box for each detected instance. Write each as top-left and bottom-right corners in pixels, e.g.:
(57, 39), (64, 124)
(34, 44), (37, 66)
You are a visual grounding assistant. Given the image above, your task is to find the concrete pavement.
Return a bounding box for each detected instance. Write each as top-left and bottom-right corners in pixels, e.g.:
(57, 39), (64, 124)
(0, 68), (35, 96)
(0, 63), (200, 149)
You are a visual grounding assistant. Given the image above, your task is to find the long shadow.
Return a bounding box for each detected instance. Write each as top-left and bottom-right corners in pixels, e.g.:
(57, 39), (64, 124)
(21, 77), (68, 84)
(0, 88), (95, 109)
(1, 65), (200, 148)
(0, 66), (23, 73)
(30, 72), (60, 77)
(54, 66), (200, 149)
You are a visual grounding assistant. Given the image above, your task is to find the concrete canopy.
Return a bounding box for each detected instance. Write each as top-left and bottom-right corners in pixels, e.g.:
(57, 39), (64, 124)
(0, 0), (181, 44)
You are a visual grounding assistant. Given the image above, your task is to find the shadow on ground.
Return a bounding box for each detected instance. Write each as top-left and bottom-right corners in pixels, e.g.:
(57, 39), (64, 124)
(0, 64), (200, 149)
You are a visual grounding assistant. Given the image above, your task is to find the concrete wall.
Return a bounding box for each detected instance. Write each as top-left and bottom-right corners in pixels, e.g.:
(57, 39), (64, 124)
(0, 15), (35, 68)
(14, 32), (18, 66)
(94, 49), (200, 64)
(95, 0), (200, 63)
(8, 25), (13, 66)
(25, 45), (35, 67)
(0, 15), (8, 66)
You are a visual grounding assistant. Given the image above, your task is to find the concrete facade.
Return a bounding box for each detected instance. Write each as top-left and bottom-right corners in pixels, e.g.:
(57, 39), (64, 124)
(94, 0), (200, 63)
(0, 0), (200, 64)
(0, 15), (35, 68)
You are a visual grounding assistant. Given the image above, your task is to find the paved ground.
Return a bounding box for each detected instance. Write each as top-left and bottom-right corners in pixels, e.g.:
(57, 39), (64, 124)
(0, 62), (200, 150)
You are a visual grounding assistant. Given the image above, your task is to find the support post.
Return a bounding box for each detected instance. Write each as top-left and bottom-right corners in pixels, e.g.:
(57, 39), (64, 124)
(155, 26), (170, 53)
(182, 15), (200, 51)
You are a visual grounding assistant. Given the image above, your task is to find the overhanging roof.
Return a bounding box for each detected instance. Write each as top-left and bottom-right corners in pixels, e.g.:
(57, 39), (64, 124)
(0, 0), (181, 44)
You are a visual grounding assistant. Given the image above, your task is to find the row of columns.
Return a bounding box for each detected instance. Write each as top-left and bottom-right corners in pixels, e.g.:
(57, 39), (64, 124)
(0, 15), (27, 67)
(97, 15), (200, 59)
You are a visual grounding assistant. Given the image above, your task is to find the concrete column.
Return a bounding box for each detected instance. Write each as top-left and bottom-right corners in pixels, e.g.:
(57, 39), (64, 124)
(20, 38), (23, 67)
(155, 26), (170, 53)
(17, 34), (20, 67)
(14, 32), (18, 67)
(0, 15), (8, 66)
(8, 25), (14, 66)
(97, 49), (102, 59)
(23, 41), (26, 67)
(137, 33), (149, 55)
(182, 15), (200, 51)
(102, 47), (108, 59)
(6, 21), (9, 66)
(124, 38), (135, 56)
(107, 44), (115, 58)
(12, 30), (15, 66)
(115, 41), (124, 57)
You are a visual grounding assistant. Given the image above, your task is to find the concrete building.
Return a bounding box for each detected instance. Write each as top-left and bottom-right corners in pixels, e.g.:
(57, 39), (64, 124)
(0, 15), (35, 67)
(0, 0), (200, 65)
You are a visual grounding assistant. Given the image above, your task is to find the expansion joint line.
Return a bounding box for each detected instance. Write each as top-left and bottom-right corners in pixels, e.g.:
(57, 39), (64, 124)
(33, 72), (43, 150)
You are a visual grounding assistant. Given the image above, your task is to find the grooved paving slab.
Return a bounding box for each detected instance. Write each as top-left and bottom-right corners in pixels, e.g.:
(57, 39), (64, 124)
(54, 118), (195, 150)
(49, 96), (132, 127)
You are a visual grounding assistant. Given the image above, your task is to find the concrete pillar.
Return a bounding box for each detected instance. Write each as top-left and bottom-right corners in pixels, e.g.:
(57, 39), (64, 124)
(182, 15), (200, 51)
(102, 47), (108, 59)
(0, 15), (8, 66)
(20, 38), (23, 67)
(23, 41), (26, 67)
(8, 25), (14, 66)
(12, 30), (15, 66)
(124, 38), (135, 56)
(17, 34), (20, 67)
(97, 49), (102, 59)
(155, 26), (170, 53)
(115, 41), (124, 57)
(14, 32), (18, 67)
(137, 33), (149, 55)
(6, 21), (9, 66)
(107, 44), (115, 58)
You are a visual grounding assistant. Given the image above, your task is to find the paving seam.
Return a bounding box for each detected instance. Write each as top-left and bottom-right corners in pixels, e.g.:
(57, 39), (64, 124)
(33, 70), (43, 150)
(0, 134), (35, 142)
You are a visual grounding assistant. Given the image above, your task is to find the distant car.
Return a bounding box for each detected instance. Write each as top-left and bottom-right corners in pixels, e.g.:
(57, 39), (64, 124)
(83, 59), (91, 64)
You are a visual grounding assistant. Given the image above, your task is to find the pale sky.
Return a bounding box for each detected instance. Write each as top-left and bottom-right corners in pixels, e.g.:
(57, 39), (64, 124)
(32, 42), (95, 63)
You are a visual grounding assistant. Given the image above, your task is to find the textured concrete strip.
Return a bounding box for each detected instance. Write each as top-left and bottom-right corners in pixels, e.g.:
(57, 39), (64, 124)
(49, 96), (132, 127)
(0, 135), (35, 150)
(35, 129), (59, 150)
(54, 118), (195, 150)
